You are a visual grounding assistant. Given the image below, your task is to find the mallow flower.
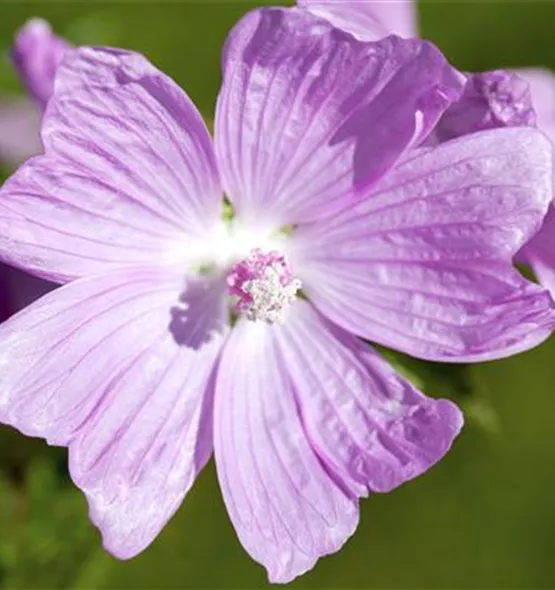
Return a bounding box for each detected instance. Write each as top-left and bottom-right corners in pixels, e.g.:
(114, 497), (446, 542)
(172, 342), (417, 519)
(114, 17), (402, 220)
(0, 6), (554, 583)
(296, 0), (555, 306)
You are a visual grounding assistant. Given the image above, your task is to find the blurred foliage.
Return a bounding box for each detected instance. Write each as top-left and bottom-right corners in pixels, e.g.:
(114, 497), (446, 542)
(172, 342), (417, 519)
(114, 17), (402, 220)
(1, 1), (555, 588)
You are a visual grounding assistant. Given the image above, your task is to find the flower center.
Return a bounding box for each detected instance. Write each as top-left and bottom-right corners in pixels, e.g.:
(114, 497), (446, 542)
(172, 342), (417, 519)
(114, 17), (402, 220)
(227, 248), (301, 324)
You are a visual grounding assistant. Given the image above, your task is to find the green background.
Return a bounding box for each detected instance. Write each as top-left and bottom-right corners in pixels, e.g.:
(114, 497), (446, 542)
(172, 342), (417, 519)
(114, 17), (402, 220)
(1, 1), (555, 588)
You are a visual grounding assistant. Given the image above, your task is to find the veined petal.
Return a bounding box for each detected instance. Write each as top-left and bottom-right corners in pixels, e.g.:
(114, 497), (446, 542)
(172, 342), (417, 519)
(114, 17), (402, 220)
(298, 0), (417, 41)
(215, 7), (463, 228)
(214, 305), (358, 583)
(11, 18), (69, 109)
(275, 303), (463, 495)
(0, 268), (228, 558)
(431, 71), (536, 144)
(0, 47), (222, 283)
(291, 127), (555, 362)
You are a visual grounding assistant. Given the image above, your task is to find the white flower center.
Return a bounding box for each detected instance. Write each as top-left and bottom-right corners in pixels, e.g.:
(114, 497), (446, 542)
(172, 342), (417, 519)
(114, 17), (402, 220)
(227, 248), (301, 324)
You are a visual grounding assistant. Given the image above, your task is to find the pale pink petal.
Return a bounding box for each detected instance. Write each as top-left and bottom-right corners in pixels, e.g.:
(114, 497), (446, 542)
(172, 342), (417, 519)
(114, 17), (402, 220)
(0, 47), (222, 283)
(215, 7), (463, 228)
(516, 67), (555, 144)
(214, 306), (358, 583)
(274, 303), (463, 496)
(0, 268), (228, 558)
(0, 97), (41, 165)
(519, 206), (555, 298)
(298, 0), (417, 41)
(291, 128), (555, 362)
(515, 68), (555, 295)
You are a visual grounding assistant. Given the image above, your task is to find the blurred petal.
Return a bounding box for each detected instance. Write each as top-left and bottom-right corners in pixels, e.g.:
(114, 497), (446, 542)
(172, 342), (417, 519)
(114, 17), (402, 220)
(0, 97), (41, 165)
(291, 128), (555, 362)
(215, 7), (463, 228)
(298, 0), (417, 41)
(0, 268), (227, 558)
(275, 302), (463, 496)
(214, 305), (358, 583)
(432, 71), (535, 144)
(0, 47), (222, 283)
(11, 18), (69, 109)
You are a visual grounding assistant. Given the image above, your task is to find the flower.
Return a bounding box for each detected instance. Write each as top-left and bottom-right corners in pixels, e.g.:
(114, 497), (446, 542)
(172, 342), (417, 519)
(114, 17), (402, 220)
(296, 1), (555, 303)
(0, 6), (553, 583)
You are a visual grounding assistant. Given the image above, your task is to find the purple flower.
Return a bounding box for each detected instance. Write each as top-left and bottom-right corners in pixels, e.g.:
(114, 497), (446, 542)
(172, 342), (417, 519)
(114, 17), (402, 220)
(0, 7), (553, 582)
(298, 1), (555, 302)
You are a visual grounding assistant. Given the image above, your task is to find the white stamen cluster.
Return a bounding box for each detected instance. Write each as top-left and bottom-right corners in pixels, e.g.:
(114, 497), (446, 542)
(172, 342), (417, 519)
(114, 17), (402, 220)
(242, 266), (301, 324)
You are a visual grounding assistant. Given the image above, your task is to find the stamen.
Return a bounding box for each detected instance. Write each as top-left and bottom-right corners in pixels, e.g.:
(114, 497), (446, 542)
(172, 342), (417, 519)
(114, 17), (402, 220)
(227, 248), (301, 324)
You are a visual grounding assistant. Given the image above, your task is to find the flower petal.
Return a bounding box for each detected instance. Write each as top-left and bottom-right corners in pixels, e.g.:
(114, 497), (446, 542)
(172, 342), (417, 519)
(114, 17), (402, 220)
(0, 47), (222, 283)
(275, 303), (463, 495)
(0, 268), (228, 558)
(215, 7), (463, 227)
(298, 0), (417, 41)
(515, 67), (555, 142)
(519, 206), (555, 298)
(214, 304), (358, 583)
(0, 97), (42, 165)
(11, 18), (69, 109)
(515, 69), (555, 295)
(291, 127), (555, 362)
(431, 71), (536, 144)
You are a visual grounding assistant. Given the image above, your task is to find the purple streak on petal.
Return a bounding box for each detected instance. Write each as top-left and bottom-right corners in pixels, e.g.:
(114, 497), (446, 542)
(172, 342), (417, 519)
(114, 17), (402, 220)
(0, 47), (222, 283)
(290, 127), (555, 362)
(214, 307), (358, 584)
(431, 71), (536, 144)
(11, 18), (69, 110)
(298, 0), (418, 41)
(215, 7), (463, 228)
(275, 302), (463, 496)
(0, 97), (42, 165)
(0, 268), (227, 558)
